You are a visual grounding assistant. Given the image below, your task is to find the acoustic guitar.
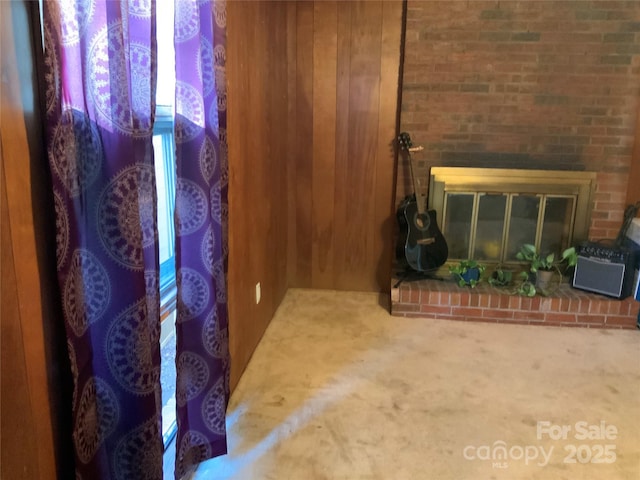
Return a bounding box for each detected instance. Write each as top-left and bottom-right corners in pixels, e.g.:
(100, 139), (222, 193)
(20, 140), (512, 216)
(396, 132), (448, 272)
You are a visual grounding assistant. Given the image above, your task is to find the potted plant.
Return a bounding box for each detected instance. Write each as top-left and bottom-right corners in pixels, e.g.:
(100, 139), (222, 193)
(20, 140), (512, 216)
(488, 265), (515, 287)
(515, 244), (577, 294)
(513, 272), (537, 297)
(449, 259), (486, 288)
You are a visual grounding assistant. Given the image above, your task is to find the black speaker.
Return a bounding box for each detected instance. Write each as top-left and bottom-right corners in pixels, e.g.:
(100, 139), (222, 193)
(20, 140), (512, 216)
(572, 243), (637, 299)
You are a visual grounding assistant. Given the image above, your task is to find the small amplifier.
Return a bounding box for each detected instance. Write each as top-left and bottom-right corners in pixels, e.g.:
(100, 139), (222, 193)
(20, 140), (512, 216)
(572, 242), (637, 299)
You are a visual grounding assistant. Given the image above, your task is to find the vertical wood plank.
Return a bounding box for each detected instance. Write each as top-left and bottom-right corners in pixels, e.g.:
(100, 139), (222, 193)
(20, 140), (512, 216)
(1, 158), (40, 480)
(270, 5), (290, 299)
(374, 0), (404, 290)
(340, 0), (383, 291)
(332, 1), (352, 289)
(0, 1), (58, 476)
(287, 1), (298, 281)
(227, 0), (252, 387)
(226, 1), (291, 389)
(312, 1), (338, 288)
(295, 2), (314, 287)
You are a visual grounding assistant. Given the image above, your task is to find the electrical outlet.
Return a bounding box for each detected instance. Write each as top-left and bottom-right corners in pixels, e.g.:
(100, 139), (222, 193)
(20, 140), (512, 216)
(255, 282), (261, 304)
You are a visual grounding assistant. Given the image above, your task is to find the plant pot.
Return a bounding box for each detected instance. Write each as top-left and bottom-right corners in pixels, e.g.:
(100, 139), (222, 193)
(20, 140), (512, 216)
(535, 270), (556, 291)
(462, 268), (480, 283)
(450, 261), (486, 287)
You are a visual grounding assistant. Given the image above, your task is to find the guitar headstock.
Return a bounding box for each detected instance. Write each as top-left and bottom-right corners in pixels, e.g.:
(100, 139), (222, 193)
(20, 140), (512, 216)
(397, 132), (413, 151)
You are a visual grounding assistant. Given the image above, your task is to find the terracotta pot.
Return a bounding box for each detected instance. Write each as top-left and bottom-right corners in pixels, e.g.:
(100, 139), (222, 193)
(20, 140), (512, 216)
(535, 270), (556, 291)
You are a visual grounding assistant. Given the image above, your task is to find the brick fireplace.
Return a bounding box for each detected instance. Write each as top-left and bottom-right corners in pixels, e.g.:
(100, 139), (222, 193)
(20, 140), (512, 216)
(394, 1), (640, 328)
(399, 1), (638, 236)
(391, 279), (639, 329)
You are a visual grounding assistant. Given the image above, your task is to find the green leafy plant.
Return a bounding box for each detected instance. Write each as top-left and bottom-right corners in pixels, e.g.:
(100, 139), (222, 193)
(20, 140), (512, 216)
(449, 259), (486, 288)
(514, 271), (537, 296)
(561, 246), (578, 268)
(517, 245), (555, 271)
(488, 266), (515, 287)
(514, 244), (578, 296)
(516, 244), (577, 274)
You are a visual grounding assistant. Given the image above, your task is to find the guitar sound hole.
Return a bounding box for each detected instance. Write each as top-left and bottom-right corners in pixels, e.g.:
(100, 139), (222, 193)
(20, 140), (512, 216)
(413, 212), (431, 231)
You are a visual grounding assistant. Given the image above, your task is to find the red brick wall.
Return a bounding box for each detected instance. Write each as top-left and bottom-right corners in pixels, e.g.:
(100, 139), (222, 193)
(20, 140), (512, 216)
(399, 0), (640, 241)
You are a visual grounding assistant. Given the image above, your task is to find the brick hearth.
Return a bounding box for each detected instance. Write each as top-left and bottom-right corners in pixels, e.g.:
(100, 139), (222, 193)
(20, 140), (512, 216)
(391, 276), (639, 330)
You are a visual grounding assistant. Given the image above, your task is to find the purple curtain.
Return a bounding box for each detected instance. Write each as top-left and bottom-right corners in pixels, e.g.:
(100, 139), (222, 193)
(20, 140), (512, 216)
(43, 1), (163, 479)
(44, 1), (229, 477)
(173, 0), (230, 477)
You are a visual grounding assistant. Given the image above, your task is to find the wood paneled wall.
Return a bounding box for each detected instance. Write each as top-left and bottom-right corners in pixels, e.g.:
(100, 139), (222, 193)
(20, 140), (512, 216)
(288, 0), (404, 292)
(227, 0), (404, 384)
(226, 1), (291, 389)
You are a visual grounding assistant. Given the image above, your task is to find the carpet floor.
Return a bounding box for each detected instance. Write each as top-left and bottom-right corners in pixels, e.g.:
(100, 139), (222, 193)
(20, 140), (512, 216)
(191, 288), (640, 480)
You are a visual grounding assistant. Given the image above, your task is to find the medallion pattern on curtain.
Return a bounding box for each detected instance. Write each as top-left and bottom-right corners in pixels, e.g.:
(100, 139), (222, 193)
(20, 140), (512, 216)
(173, 0), (230, 477)
(43, 1), (163, 478)
(44, 0), (229, 478)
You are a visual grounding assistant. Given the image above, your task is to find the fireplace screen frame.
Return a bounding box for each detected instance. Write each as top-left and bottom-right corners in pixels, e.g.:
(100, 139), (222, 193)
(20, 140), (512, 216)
(428, 167), (597, 265)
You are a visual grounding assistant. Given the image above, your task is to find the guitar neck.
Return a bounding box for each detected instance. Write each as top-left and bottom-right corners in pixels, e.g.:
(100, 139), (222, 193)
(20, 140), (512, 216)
(406, 147), (427, 215)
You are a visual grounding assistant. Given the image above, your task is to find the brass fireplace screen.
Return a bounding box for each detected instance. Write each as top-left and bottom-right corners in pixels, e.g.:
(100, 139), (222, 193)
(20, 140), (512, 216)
(428, 168), (597, 264)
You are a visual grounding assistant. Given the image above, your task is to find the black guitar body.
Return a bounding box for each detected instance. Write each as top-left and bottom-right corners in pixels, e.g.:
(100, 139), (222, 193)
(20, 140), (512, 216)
(396, 194), (448, 272)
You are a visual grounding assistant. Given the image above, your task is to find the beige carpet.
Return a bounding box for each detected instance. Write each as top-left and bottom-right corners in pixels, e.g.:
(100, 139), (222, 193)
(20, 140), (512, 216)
(193, 288), (640, 480)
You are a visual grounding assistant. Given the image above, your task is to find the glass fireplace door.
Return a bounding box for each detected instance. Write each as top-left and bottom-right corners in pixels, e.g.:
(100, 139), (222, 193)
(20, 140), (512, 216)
(443, 192), (577, 264)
